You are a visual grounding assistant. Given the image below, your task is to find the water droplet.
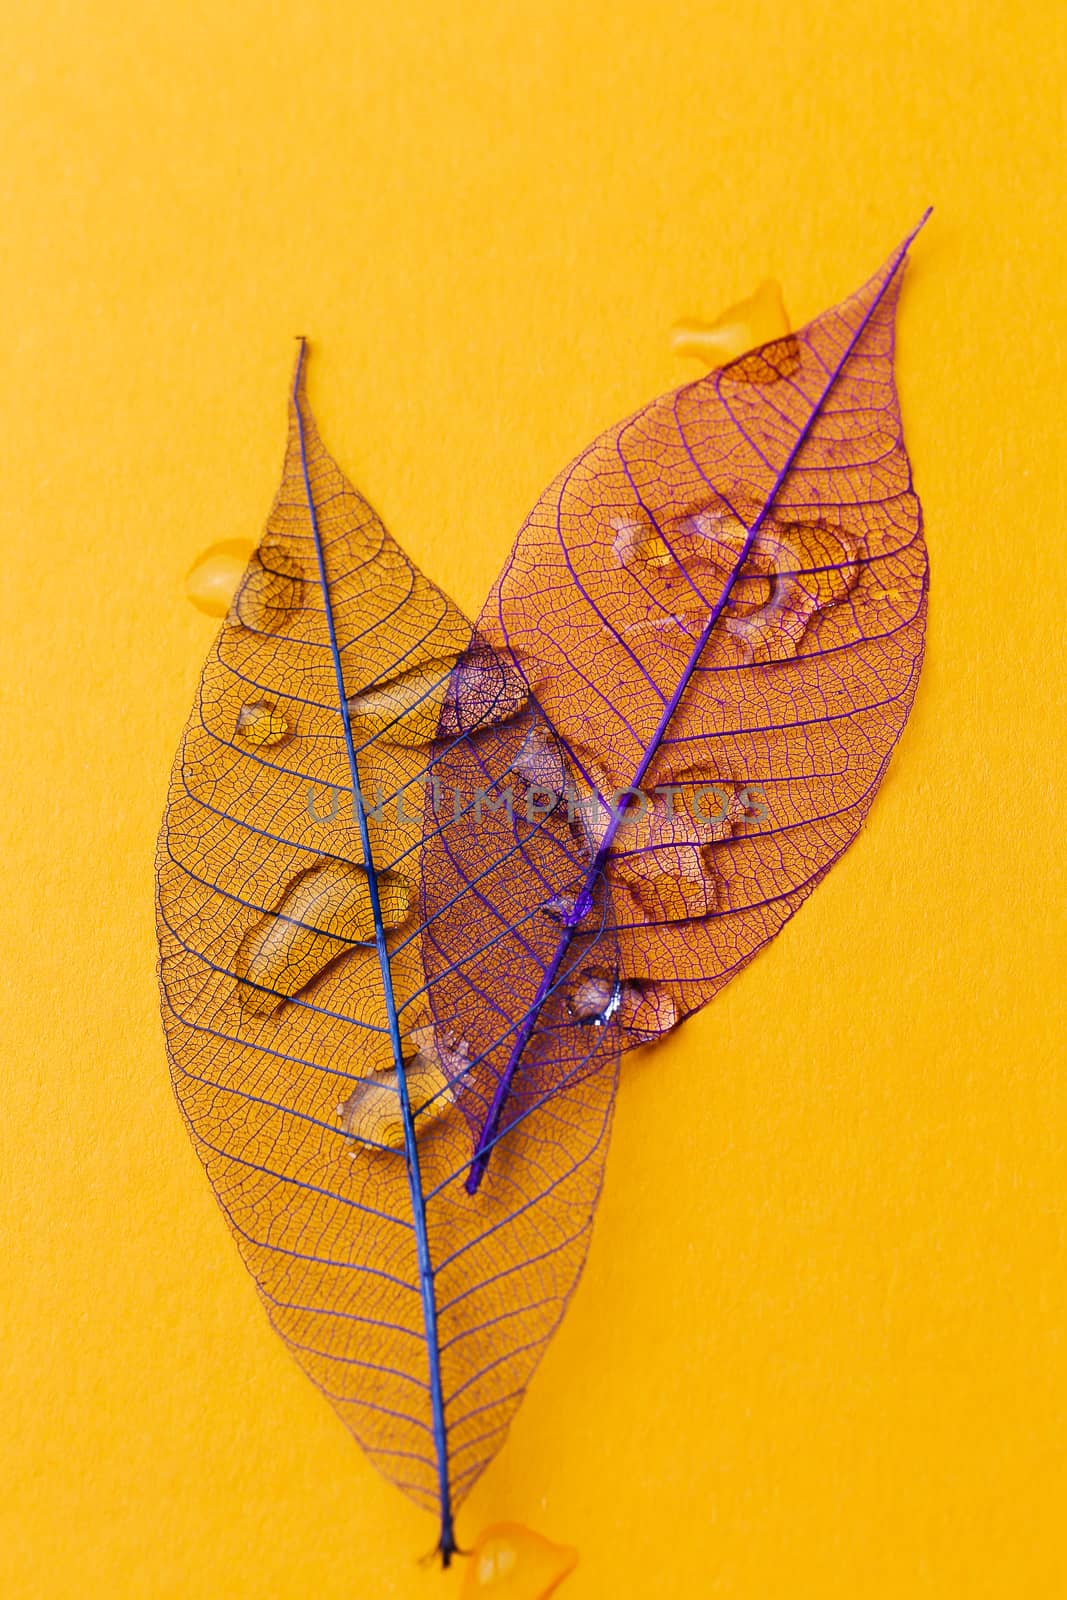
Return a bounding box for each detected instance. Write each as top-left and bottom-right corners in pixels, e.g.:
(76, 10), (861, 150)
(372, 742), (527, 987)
(512, 723), (566, 797)
(686, 504), (751, 565)
(461, 1523), (578, 1599)
(238, 530), (304, 630)
(600, 772), (753, 922)
(542, 889), (578, 923)
(336, 1022), (462, 1150)
(347, 658), (457, 747)
(185, 540), (255, 617)
(336, 1077), (399, 1148)
(619, 979), (679, 1040)
(566, 969), (621, 1025)
(611, 517), (674, 571)
(408, 1021), (473, 1085)
(337, 1065), (449, 1150)
(620, 606), (708, 669)
(562, 967), (682, 1038)
(671, 279), (791, 369)
(723, 520), (859, 662)
(234, 700), (292, 749)
(236, 860), (410, 1014)
(623, 863), (719, 921)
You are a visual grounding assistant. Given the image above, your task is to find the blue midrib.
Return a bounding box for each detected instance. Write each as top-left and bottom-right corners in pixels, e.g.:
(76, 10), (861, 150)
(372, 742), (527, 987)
(291, 342), (454, 1563)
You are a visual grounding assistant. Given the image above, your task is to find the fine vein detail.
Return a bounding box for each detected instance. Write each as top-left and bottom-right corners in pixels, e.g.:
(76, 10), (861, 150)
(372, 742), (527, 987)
(464, 212), (930, 1192)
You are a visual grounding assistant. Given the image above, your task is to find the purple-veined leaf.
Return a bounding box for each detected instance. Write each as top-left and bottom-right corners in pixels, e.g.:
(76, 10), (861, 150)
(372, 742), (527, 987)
(421, 219), (930, 1191)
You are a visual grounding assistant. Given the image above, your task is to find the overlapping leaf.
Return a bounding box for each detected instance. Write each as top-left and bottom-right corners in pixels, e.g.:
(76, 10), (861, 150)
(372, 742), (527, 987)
(422, 223), (929, 1188)
(158, 221), (928, 1562)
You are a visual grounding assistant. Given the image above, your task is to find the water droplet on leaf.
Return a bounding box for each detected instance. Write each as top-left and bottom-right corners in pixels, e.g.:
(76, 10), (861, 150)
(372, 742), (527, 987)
(238, 530), (305, 630)
(611, 518), (674, 571)
(185, 540), (255, 616)
(347, 659), (457, 747)
(566, 969), (621, 1025)
(542, 889), (578, 923)
(234, 700), (292, 749)
(723, 521), (860, 662)
(236, 860), (411, 1013)
(620, 979), (679, 1039)
(336, 1022), (466, 1150)
(624, 862), (719, 921)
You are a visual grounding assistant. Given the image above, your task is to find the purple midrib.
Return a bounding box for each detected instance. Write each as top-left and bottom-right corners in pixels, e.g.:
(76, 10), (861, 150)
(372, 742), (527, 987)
(464, 223), (922, 1194)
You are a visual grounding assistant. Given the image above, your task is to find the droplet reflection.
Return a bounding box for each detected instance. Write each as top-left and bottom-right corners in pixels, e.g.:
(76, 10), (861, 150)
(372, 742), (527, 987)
(185, 540), (255, 617)
(671, 279), (791, 368)
(234, 700), (292, 749)
(236, 860), (410, 1014)
(460, 1523), (578, 1599)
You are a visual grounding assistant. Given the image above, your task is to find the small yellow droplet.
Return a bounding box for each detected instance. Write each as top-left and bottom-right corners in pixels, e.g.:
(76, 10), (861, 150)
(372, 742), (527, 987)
(236, 861), (411, 1014)
(235, 700), (292, 749)
(185, 540), (256, 617)
(671, 279), (790, 367)
(240, 530), (304, 629)
(337, 1022), (461, 1150)
(347, 659), (458, 747)
(611, 519), (674, 571)
(461, 1524), (577, 1600)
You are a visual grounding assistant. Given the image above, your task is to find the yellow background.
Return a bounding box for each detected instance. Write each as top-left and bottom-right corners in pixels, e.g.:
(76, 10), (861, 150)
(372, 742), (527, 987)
(2, 2), (1064, 1595)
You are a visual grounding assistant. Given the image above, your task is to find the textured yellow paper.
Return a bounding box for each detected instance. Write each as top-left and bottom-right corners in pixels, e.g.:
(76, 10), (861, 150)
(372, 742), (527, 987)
(1, 2), (1063, 1596)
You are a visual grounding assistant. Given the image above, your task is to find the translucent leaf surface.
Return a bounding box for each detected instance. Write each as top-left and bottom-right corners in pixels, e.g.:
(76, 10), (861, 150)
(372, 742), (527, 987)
(159, 220), (929, 1562)
(423, 221), (930, 1189)
(156, 346), (619, 1560)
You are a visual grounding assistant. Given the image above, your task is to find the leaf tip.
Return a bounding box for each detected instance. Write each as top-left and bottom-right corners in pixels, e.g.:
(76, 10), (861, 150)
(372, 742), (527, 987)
(290, 336), (311, 406)
(913, 203), (933, 233)
(874, 208), (933, 301)
(900, 206), (933, 256)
